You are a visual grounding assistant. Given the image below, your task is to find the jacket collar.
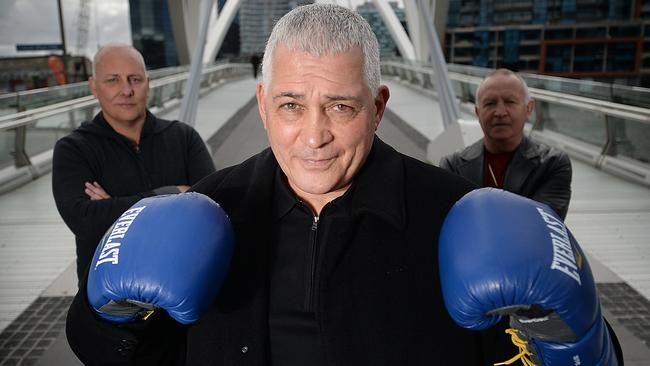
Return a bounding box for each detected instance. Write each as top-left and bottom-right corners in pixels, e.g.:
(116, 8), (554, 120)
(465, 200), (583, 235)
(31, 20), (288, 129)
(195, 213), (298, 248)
(455, 139), (484, 186)
(228, 136), (407, 230)
(343, 136), (406, 230)
(504, 136), (539, 191)
(455, 135), (540, 188)
(92, 109), (167, 140)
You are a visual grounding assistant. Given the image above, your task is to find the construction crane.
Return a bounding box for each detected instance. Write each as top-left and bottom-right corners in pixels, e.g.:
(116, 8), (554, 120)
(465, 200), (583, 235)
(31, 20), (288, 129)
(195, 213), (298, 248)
(75, 0), (91, 57)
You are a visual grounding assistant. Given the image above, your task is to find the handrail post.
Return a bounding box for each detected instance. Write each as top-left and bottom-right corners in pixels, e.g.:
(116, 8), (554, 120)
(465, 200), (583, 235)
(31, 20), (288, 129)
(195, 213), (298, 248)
(13, 126), (32, 168)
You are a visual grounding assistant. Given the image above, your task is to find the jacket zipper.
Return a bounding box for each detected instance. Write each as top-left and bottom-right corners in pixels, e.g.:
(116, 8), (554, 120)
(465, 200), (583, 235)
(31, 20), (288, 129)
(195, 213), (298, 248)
(304, 216), (319, 311)
(131, 142), (152, 189)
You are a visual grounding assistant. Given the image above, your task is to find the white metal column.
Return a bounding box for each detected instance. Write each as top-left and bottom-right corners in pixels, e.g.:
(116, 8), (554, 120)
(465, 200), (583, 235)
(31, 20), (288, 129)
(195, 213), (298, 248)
(178, 0), (215, 126)
(415, 0), (459, 129)
(371, 0), (416, 61)
(204, 0), (244, 64)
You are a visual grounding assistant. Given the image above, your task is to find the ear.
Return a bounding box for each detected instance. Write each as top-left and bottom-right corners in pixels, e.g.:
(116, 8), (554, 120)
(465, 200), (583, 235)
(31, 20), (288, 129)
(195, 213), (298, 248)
(526, 99), (535, 119)
(256, 82), (268, 130)
(373, 85), (390, 130)
(89, 77), (97, 98)
(144, 77), (150, 96)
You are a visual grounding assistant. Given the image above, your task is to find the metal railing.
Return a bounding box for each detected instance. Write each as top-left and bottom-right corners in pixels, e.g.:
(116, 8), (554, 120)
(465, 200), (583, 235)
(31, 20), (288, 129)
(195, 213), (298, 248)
(381, 60), (650, 186)
(382, 59), (650, 109)
(0, 62), (250, 193)
(446, 63), (650, 109)
(0, 65), (194, 117)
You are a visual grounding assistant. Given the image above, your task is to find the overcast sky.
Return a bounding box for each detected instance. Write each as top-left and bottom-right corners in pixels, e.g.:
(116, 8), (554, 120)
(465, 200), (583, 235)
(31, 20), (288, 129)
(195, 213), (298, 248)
(0, 0), (131, 59)
(0, 0), (400, 59)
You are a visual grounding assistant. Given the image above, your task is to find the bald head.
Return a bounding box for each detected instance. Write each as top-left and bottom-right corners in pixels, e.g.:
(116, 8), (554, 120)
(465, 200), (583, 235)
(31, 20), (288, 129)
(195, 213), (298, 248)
(475, 68), (530, 105)
(92, 43), (147, 78)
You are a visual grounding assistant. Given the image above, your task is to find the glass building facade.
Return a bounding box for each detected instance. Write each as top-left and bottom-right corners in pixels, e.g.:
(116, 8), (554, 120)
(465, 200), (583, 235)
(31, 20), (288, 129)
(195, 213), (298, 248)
(357, 1), (407, 58)
(445, 0), (650, 86)
(238, 0), (313, 56)
(129, 0), (178, 69)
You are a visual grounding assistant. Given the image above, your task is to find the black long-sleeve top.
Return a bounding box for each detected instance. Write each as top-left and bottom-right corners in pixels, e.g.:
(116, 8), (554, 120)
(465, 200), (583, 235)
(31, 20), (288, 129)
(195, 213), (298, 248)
(52, 111), (215, 280)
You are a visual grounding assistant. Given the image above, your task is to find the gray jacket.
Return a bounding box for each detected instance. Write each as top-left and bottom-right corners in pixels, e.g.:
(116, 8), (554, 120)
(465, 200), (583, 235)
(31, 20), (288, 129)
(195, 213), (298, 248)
(439, 136), (572, 219)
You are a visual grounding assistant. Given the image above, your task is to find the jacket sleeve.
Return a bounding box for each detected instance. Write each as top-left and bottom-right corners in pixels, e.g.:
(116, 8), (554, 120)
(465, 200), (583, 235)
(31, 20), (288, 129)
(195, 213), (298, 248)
(438, 154), (453, 171)
(52, 138), (145, 242)
(530, 151), (572, 220)
(185, 127), (216, 185)
(66, 276), (187, 365)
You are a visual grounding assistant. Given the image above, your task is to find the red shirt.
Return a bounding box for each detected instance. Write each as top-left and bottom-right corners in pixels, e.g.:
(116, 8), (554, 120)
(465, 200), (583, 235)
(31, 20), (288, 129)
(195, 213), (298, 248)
(483, 150), (515, 188)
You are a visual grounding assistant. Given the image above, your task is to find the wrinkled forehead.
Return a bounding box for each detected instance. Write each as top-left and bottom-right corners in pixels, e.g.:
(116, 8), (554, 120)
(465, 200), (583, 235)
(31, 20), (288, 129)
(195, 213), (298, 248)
(95, 48), (146, 75)
(478, 74), (526, 100)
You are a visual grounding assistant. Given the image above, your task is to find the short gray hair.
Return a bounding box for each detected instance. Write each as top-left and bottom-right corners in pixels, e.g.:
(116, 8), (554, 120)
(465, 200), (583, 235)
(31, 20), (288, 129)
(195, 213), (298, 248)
(475, 68), (531, 105)
(92, 43), (148, 78)
(261, 4), (380, 94)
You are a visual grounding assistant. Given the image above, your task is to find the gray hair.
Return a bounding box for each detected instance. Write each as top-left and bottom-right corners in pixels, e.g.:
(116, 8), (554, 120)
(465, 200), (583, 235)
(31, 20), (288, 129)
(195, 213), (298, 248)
(261, 3), (380, 94)
(92, 43), (148, 78)
(475, 68), (531, 105)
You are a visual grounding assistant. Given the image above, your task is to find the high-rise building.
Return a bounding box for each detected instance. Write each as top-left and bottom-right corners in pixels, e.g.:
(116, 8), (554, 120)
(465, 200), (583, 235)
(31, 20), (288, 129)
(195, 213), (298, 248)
(215, 0), (241, 60)
(357, 2), (407, 58)
(130, 0), (242, 68)
(129, 0), (178, 69)
(238, 0), (313, 56)
(445, 0), (650, 86)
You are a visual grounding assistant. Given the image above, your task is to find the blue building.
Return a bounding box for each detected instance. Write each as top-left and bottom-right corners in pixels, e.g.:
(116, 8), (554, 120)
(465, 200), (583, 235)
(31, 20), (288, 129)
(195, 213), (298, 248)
(129, 0), (178, 69)
(445, 0), (650, 86)
(357, 1), (407, 58)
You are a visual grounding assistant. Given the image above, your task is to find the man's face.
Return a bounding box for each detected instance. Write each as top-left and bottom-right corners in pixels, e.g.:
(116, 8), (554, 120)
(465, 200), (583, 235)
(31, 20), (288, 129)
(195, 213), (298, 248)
(475, 73), (534, 152)
(89, 47), (149, 127)
(257, 45), (389, 205)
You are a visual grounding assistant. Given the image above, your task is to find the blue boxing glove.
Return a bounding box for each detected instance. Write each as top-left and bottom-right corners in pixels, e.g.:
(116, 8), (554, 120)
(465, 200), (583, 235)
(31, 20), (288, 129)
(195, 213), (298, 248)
(439, 188), (619, 366)
(87, 192), (234, 324)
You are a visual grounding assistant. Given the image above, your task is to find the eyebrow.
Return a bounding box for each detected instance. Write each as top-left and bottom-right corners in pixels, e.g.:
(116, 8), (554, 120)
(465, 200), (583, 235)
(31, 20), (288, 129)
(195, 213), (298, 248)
(273, 92), (303, 100)
(272, 92), (360, 103)
(324, 94), (360, 102)
(102, 73), (145, 78)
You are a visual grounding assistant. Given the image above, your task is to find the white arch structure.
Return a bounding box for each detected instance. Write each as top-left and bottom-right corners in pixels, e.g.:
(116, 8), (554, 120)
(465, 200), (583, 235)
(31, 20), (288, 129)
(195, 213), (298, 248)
(174, 0), (458, 129)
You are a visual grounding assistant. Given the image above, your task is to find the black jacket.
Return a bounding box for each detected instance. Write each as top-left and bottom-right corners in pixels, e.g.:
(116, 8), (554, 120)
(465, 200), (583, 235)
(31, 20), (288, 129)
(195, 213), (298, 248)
(52, 111), (215, 280)
(439, 136), (572, 219)
(67, 137), (517, 365)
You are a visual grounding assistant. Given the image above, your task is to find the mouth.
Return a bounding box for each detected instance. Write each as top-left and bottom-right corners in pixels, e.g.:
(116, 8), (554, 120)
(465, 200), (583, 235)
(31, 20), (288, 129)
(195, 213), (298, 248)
(300, 156), (336, 169)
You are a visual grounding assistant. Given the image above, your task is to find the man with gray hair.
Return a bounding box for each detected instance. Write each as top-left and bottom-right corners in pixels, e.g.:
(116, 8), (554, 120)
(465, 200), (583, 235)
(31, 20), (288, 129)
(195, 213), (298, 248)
(440, 68), (572, 219)
(64, 6), (601, 366)
(52, 43), (214, 281)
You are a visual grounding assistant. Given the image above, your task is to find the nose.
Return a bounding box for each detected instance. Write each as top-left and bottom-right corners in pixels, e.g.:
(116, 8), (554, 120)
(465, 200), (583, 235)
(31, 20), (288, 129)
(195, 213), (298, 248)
(120, 80), (135, 97)
(494, 100), (507, 116)
(301, 111), (333, 149)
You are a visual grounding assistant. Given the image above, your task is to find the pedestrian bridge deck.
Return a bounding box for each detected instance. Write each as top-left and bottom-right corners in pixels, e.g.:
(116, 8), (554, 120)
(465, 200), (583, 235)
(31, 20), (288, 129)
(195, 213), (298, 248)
(0, 77), (649, 365)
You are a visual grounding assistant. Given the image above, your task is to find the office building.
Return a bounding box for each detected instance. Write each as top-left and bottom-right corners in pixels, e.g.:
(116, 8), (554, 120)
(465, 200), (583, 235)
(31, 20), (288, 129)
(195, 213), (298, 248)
(129, 0), (241, 68)
(129, 0), (178, 69)
(239, 0), (313, 56)
(445, 0), (650, 86)
(357, 2), (407, 58)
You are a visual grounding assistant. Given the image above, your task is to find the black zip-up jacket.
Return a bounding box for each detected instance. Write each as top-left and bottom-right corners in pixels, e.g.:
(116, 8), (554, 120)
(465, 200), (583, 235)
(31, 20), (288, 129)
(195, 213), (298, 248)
(66, 137), (518, 365)
(52, 111), (215, 280)
(65, 137), (622, 365)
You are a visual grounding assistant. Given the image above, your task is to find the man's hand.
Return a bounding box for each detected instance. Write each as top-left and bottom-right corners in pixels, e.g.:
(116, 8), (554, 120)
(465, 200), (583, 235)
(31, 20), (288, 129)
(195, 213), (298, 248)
(85, 181), (111, 200)
(177, 185), (191, 192)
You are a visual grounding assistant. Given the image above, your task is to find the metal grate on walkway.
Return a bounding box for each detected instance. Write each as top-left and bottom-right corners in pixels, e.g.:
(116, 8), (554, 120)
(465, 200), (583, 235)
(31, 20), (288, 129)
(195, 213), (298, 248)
(599, 282), (650, 347)
(0, 297), (71, 366)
